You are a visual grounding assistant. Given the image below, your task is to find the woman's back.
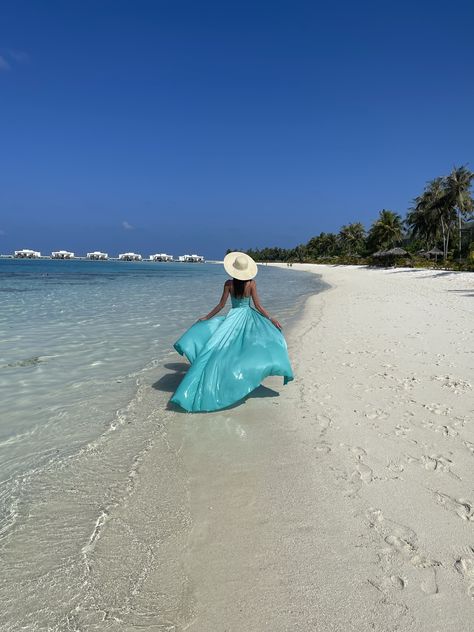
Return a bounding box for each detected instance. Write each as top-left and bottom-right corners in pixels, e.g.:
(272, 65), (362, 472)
(229, 278), (252, 299)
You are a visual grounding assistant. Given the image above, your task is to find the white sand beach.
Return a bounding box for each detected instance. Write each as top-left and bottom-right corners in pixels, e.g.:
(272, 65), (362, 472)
(157, 264), (473, 631)
(40, 263), (472, 631)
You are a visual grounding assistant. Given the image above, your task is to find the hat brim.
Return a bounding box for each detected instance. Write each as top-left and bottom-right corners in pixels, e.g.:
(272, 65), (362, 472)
(223, 251), (258, 280)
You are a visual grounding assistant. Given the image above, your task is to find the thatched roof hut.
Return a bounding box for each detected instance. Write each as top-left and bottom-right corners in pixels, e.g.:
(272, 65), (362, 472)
(384, 247), (410, 256)
(425, 247), (443, 260)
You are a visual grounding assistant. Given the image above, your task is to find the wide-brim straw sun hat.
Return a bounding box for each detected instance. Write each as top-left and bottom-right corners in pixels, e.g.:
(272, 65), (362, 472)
(223, 251), (258, 281)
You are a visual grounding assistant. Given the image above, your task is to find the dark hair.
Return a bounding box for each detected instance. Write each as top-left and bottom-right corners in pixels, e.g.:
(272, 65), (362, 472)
(232, 278), (248, 298)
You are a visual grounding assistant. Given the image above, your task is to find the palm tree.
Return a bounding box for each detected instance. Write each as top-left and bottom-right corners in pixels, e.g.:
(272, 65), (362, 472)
(293, 244), (306, 262)
(406, 177), (460, 260)
(368, 210), (404, 251)
(406, 199), (435, 250)
(306, 232), (339, 259)
(424, 177), (458, 261)
(406, 179), (444, 250)
(444, 165), (474, 259)
(338, 222), (366, 255)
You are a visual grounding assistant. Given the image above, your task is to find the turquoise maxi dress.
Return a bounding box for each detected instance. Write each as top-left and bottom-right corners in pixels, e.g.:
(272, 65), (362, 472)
(170, 295), (294, 412)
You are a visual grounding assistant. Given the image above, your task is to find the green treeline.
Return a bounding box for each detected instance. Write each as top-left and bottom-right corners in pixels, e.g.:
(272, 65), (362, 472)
(229, 166), (474, 267)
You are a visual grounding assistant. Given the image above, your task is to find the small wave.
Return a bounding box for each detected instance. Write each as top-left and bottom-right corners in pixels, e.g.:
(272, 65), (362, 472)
(81, 509), (109, 558)
(0, 488), (20, 539)
(0, 426), (40, 448)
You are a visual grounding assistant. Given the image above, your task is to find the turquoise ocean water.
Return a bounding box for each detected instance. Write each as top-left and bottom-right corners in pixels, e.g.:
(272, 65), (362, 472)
(0, 259), (325, 630)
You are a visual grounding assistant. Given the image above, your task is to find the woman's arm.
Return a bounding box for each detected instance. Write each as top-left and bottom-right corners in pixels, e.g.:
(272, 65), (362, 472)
(250, 281), (282, 330)
(197, 281), (231, 321)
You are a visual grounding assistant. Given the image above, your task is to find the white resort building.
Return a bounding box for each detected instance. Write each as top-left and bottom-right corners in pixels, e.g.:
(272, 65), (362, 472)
(51, 250), (74, 259)
(149, 253), (173, 262)
(178, 254), (205, 262)
(14, 249), (41, 258)
(118, 252), (142, 261)
(87, 251), (109, 260)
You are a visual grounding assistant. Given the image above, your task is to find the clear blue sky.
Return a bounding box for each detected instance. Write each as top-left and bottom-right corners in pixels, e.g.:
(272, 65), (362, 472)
(1, 0), (473, 258)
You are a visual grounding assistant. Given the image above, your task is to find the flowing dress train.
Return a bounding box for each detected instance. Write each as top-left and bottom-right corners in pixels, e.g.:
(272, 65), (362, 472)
(171, 296), (294, 412)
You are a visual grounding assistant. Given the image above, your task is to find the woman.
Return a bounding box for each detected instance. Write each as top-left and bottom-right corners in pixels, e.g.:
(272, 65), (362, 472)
(170, 252), (294, 412)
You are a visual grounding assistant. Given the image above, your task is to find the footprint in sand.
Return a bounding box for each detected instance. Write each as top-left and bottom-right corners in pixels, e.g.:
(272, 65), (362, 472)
(433, 492), (474, 521)
(433, 375), (472, 394)
(422, 455), (445, 471)
(365, 408), (389, 421)
(454, 552), (474, 598)
(422, 403), (453, 416)
(402, 375), (421, 390)
(314, 443), (331, 454)
(441, 424), (460, 438)
(420, 569), (439, 594)
(315, 413), (332, 433)
(386, 459), (405, 477)
(344, 464), (373, 496)
(342, 467), (372, 496)
(331, 464), (374, 498)
(464, 441), (474, 456)
(357, 462), (373, 483)
(339, 445), (374, 492)
(365, 507), (441, 593)
(349, 445), (366, 458)
(391, 574), (406, 590)
(422, 420), (459, 439)
(384, 535), (439, 569)
(368, 574), (406, 593)
(418, 454), (461, 479)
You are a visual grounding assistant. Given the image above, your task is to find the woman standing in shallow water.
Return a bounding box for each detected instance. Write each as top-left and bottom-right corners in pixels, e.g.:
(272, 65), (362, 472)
(170, 252), (294, 412)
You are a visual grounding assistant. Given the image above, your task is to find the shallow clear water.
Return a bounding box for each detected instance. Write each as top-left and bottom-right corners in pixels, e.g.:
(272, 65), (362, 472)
(0, 258), (326, 630)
